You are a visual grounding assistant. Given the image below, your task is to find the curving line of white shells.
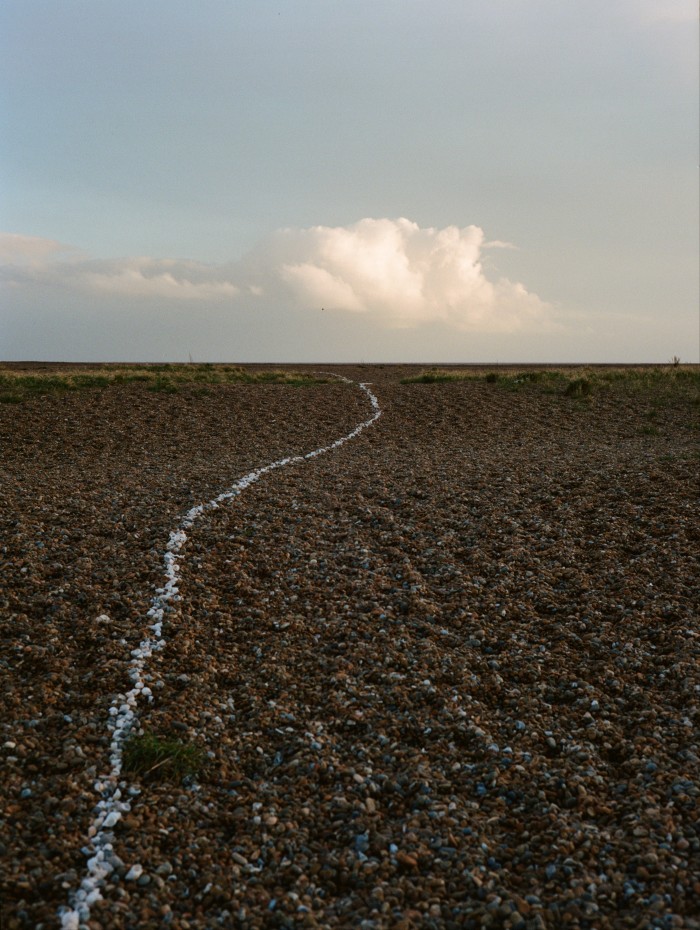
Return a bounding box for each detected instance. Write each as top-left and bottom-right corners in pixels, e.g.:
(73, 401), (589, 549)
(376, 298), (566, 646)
(59, 377), (382, 929)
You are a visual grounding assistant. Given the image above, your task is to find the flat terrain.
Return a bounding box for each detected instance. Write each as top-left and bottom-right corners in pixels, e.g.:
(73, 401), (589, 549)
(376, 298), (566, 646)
(1, 363), (698, 929)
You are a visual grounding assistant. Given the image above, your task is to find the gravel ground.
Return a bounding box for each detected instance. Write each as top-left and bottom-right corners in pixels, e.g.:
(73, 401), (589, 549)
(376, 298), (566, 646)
(1, 365), (698, 929)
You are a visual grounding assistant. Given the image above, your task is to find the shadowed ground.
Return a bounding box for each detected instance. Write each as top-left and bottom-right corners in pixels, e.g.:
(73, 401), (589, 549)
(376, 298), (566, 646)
(1, 364), (698, 929)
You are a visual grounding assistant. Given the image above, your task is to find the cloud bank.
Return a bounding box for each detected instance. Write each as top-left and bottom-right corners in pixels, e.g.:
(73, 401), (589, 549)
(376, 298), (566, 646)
(0, 247), (241, 302)
(1, 220), (551, 336)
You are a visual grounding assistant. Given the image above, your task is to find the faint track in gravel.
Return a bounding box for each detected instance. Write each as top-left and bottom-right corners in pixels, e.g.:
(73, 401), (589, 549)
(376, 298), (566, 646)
(59, 376), (382, 930)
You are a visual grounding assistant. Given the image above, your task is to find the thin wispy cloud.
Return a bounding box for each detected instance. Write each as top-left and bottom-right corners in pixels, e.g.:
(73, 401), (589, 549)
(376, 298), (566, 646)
(484, 240), (519, 250)
(83, 259), (240, 301)
(638, 0), (698, 23)
(0, 232), (78, 265)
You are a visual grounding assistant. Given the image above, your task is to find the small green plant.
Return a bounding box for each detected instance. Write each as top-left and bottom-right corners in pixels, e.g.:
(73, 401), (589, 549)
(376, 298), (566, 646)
(122, 732), (206, 781)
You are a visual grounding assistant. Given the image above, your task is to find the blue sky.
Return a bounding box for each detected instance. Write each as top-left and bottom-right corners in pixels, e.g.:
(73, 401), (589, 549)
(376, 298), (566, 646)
(1, 0), (697, 362)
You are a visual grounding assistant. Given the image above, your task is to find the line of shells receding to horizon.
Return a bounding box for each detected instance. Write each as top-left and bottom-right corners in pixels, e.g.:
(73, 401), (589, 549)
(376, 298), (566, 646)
(59, 377), (382, 930)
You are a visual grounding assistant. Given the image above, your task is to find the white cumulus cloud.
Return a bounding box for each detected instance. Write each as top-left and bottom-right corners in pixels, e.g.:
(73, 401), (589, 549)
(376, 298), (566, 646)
(268, 218), (550, 331)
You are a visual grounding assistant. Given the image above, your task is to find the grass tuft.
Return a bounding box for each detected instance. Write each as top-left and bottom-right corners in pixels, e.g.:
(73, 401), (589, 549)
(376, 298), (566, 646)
(147, 378), (179, 394)
(401, 369), (466, 384)
(122, 731), (206, 782)
(565, 377), (591, 398)
(70, 374), (111, 389)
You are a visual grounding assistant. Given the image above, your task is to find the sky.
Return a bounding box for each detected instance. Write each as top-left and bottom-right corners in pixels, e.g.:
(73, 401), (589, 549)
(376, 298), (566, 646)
(1, 0), (698, 363)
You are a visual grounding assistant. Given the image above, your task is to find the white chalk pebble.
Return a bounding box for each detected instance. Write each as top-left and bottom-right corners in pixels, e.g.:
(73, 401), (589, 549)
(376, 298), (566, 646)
(60, 910), (80, 930)
(125, 864), (143, 881)
(102, 810), (121, 829)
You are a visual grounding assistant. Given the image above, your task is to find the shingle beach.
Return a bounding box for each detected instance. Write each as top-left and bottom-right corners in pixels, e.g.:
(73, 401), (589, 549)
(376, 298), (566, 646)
(1, 364), (698, 929)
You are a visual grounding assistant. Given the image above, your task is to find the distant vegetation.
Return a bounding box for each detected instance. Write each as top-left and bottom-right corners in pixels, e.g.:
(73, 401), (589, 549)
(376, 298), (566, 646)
(402, 366), (700, 439)
(402, 364), (700, 403)
(0, 364), (328, 403)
